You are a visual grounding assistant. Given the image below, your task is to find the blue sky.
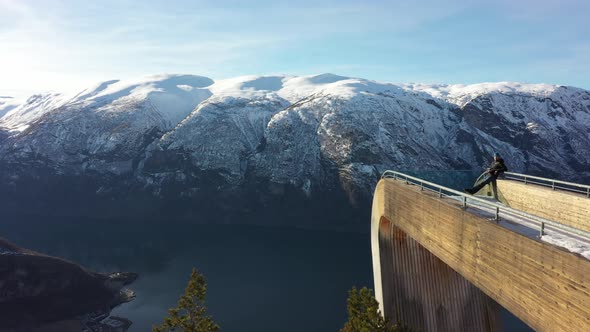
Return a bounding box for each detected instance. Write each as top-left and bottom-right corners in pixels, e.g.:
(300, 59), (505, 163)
(1, 0), (589, 97)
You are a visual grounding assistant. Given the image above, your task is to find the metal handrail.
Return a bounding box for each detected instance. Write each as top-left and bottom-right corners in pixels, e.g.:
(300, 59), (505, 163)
(504, 172), (590, 198)
(381, 170), (590, 240)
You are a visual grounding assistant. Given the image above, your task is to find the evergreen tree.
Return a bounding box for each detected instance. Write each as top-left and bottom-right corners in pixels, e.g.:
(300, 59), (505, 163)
(341, 287), (410, 332)
(153, 268), (220, 332)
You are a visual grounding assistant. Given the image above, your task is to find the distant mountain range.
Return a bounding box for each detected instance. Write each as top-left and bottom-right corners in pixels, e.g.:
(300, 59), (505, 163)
(1, 74), (589, 226)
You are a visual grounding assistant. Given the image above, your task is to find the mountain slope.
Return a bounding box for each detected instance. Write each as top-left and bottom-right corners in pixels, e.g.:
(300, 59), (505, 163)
(1, 74), (589, 226)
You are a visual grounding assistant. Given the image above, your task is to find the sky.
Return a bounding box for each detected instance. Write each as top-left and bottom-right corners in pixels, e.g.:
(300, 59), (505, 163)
(1, 0), (589, 98)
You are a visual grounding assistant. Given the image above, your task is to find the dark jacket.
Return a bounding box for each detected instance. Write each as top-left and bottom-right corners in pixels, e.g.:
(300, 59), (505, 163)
(488, 158), (508, 177)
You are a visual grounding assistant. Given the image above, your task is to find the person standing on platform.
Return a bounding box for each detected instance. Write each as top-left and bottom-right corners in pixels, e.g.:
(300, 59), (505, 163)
(465, 152), (508, 195)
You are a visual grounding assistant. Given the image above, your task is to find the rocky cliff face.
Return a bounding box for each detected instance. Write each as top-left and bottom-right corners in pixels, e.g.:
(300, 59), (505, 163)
(1, 74), (589, 227)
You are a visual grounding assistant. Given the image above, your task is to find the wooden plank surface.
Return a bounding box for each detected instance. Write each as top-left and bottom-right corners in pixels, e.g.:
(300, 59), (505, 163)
(497, 179), (590, 232)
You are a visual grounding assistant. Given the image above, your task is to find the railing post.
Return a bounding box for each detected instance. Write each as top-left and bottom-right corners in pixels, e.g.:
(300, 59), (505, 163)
(524, 176), (527, 185)
(494, 207), (499, 221)
(420, 181), (423, 191)
(552, 181), (555, 190)
(540, 222), (545, 237)
(587, 187), (589, 198)
(462, 196), (467, 209)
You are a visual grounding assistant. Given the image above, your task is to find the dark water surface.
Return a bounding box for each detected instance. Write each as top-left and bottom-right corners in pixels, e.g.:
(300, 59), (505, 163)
(1, 216), (373, 332)
(2, 186), (531, 332)
(0, 172), (535, 331)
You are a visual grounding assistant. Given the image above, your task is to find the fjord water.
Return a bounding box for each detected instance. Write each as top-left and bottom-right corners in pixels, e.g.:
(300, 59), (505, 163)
(0, 171), (531, 331)
(2, 217), (530, 331)
(1, 216), (373, 331)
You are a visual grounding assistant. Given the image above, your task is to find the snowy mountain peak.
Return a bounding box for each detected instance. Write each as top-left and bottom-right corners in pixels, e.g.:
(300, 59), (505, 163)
(75, 74), (214, 102)
(209, 73), (407, 103)
(0, 74), (216, 132)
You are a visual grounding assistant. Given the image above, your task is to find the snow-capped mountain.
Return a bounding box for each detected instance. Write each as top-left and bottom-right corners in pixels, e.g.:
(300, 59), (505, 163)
(1, 74), (589, 225)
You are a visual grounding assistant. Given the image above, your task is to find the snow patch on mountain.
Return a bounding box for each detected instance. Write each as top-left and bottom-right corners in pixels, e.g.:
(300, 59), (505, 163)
(0, 74), (214, 132)
(0, 96), (20, 119)
(0, 93), (72, 132)
(211, 73), (410, 104)
(72, 74), (214, 127)
(402, 82), (561, 107)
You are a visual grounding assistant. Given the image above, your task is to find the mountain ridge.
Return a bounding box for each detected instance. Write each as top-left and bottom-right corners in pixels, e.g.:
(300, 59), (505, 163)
(3, 74), (584, 133)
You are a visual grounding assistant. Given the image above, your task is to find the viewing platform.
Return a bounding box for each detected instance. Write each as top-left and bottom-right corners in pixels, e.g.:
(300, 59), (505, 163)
(371, 171), (590, 331)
